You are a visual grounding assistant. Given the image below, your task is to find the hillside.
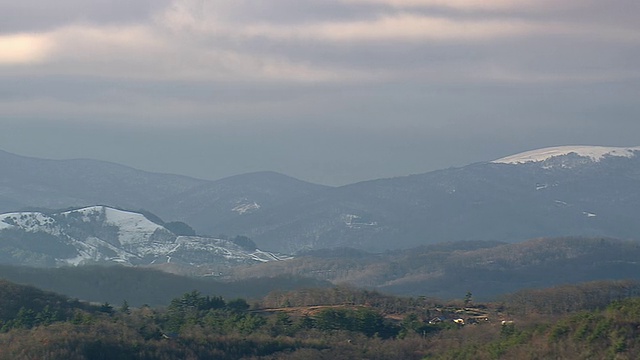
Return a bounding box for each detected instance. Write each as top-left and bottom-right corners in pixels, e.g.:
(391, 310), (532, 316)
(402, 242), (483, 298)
(229, 237), (640, 300)
(155, 171), (330, 236)
(0, 205), (289, 267)
(216, 146), (640, 252)
(0, 278), (640, 359)
(0, 265), (330, 306)
(0, 149), (205, 214)
(0, 278), (94, 326)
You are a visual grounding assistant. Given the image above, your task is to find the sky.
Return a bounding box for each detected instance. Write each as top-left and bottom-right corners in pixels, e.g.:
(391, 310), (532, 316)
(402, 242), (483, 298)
(1, 0), (639, 185)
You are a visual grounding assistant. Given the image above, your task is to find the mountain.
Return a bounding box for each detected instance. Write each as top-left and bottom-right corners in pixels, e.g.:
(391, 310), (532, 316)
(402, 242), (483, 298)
(491, 145), (640, 164)
(0, 205), (290, 268)
(1, 146), (639, 253)
(0, 150), (329, 238)
(214, 145), (640, 252)
(0, 149), (206, 214)
(229, 237), (640, 300)
(155, 171), (330, 237)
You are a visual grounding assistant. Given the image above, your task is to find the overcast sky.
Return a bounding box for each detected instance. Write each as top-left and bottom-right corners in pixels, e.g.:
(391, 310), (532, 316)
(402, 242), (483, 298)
(1, 0), (639, 185)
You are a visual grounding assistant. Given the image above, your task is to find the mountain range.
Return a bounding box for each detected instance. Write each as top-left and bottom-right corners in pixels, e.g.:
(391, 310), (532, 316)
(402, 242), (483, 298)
(240, 145), (640, 252)
(1, 145), (640, 253)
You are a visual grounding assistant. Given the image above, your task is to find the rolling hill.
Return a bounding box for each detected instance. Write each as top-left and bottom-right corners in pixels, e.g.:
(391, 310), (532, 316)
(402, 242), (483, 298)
(229, 237), (640, 300)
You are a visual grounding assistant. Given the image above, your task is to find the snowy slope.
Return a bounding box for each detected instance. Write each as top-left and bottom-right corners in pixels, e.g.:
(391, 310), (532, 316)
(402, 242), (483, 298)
(492, 146), (640, 164)
(0, 212), (58, 232)
(84, 206), (163, 244)
(0, 206), (291, 268)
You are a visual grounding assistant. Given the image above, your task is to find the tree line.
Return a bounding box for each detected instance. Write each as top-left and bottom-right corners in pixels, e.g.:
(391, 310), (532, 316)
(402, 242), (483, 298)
(1, 278), (640, 359)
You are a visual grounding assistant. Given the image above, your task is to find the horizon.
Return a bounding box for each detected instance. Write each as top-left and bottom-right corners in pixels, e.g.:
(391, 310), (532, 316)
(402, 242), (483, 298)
(2, 1), (639, 185)
(3, 143), (640, 186)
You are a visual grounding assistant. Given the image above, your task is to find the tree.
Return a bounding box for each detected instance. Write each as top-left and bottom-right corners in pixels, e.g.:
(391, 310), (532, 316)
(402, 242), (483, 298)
(13, 307), (36, 329)
(164, 222), (196, 236)
(232, 236), (257, 251)
(464, 291), (473, 307)
(355, 308), (386, 337)
(399, 313), (422, 338)
(120, 300), (130, 314)
(99, 302), (114, 315)
(36, 305), (58, 326)
(226, 298), (250, 313)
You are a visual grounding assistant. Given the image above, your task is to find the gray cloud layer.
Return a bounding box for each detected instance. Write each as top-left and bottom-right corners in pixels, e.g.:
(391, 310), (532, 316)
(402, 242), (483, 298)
(0, 0), (638, 184)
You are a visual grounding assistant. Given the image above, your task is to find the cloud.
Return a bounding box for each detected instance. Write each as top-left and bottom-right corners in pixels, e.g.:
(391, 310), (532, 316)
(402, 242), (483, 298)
(337, 0), (635, 15)
(239, 14), (548, 42)
(162, 7), (640, 42)
(0, 0), (173, 33)
(158, 1), (545, 42)
(339, 0), (542, 10)
(0, 34), (53, 64)
(0, 0), (638, 129)
(156, 1), (639, 45)
(1, 0), (637, 86)
(0, 23), (360, 83)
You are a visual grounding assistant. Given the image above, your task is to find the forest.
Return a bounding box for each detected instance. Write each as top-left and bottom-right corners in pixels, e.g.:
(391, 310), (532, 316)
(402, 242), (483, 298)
(0, 278), (640, 359)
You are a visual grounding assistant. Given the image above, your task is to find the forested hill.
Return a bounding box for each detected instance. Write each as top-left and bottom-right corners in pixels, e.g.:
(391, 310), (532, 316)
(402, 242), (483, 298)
(0, 279), (640, 359)
(0, 279), (93, 329)
(230, 237), (640, 300)
(0, 265), (330, 307)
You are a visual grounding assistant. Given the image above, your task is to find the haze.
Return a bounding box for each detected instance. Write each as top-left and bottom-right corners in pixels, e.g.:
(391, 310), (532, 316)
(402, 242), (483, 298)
(1, 0), (639, 185)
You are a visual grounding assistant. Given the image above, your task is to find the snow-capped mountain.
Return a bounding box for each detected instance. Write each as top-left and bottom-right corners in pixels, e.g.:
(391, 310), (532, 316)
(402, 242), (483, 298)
(0, 206), (291, 267)
(492, 145), (640, 165)
(214, 145), (640, 252)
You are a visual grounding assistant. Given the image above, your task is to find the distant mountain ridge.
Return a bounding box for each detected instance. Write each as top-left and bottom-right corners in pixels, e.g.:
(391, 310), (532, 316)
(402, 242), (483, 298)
(217, 145), (640, 252)
(1, 146), (640, 253)
(0, 149), (329, 240)
(0, 205), (290, 267)
(0, 149), (206, 213)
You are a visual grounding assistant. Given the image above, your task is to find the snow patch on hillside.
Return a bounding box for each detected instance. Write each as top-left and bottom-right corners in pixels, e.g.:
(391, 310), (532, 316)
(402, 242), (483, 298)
(0, 212), (57, 232)
(103, 206), (165, 245)
(250, 249), (294, 262)
(232, 202), (261, 215)
(62, 206), (166, 246)
(492, 146), (640, 164)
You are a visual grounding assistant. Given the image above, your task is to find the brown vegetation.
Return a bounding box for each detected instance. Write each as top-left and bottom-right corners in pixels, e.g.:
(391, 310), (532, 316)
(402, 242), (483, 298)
(1, 278), (640, 359)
